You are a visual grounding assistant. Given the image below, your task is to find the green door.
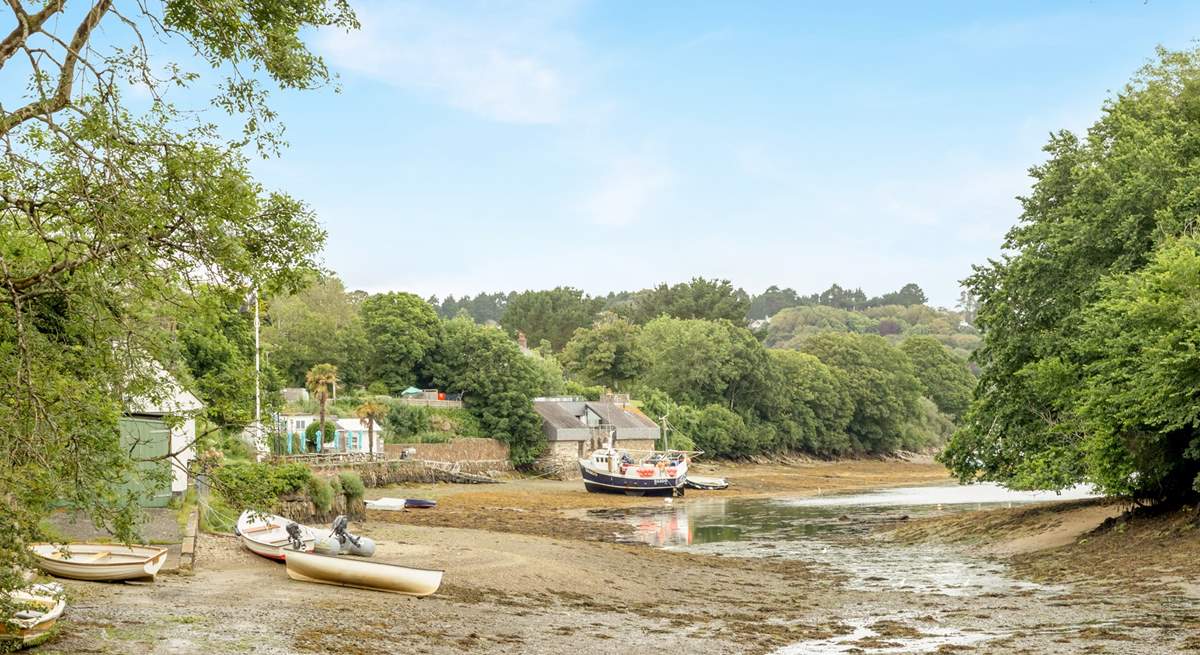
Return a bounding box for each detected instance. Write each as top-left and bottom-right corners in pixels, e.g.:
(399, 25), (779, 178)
(119, 417), (174, 508)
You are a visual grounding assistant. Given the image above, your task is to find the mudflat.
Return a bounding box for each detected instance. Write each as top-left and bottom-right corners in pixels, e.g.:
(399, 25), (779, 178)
(35, 460), (1200, 654)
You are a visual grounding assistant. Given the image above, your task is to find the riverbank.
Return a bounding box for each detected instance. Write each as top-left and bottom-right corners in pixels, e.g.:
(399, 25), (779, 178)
(29, 459), (1200, 654)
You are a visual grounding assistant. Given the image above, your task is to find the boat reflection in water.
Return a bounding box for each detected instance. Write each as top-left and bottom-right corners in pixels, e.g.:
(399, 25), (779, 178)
(593, 500), (738, 547)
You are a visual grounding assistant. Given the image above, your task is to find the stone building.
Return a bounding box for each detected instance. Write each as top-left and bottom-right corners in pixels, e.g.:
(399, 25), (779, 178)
(532, 399), (661, 469)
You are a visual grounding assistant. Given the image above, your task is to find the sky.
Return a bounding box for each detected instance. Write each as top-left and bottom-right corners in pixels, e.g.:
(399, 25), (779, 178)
(239, 0), (1200, 307)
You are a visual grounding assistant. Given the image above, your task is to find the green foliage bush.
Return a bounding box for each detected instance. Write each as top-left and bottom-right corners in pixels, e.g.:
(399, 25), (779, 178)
(304, 420), (338, 450)
(307, 476), (334, 512)
(338, 472), (366, 500)
(386, 404), (431, 439)
(213, 462), (314, 511)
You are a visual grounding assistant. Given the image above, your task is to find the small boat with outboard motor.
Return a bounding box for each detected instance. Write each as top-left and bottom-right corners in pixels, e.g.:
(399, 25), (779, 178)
(237, 511), (377, 560)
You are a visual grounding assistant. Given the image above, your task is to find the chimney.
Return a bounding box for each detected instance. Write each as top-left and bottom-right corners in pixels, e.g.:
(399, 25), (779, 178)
(517, 331), (528, 350)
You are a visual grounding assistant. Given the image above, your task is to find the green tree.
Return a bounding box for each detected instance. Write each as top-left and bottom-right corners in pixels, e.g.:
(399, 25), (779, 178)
(1073, 237), (1200, 499)
(422, 318), (545, 465)
(626, 277), (750, 325)
(305, 364), (338, 446)
(900, 336), (975, 418)
(263, 276), (369, 387)
(766, 350), (854, 455)
(361, 292), (441, 392)
(747, 285), (803, 320)
(501, 287), (602, 351)
(800, 333), (922, 453)
(943, 47), (1200, 499)
(0, 0), (352, 598)
(561, 314), (648, 390)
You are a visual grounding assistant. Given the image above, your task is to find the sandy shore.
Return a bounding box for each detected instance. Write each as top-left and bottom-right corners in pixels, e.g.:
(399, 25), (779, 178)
(31, 459), (1200, 654)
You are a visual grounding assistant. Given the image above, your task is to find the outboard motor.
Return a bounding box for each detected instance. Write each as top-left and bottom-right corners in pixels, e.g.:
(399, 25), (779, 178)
(285, 523), (307, 551)
(330, 515), (376, 557)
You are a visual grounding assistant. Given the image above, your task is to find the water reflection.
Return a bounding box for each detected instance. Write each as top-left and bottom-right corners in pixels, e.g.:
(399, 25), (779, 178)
(588, 483), (1087, 596)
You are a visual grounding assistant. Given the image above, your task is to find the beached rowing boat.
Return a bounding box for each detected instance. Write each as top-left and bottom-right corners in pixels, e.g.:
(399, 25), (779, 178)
(365, 497), (436, 510)
(685, 475), (730, 491)
(236, 510), (316, 561)
(283, 548), (443, 596)
(29, 543), (168, 581)
(0, 584), (65, 648)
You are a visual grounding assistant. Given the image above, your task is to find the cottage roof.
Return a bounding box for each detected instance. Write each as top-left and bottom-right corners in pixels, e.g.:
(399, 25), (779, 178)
(532, 401), (587, 429)
(532, 400), (658, 431)
(586, 402), (658, 430)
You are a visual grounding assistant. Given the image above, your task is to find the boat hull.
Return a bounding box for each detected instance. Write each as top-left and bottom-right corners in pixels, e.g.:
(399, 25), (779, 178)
(29, 543), (168, 581)
(685, 475), (729, 491)
(0, 585), (65, 647)
(283, 549), (443, 596)
(579, 464), (686, 496)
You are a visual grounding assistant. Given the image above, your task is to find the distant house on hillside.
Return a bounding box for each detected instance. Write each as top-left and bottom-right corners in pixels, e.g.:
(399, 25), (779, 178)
(533, 399), (660, 462)
(280, 387), (309, 404)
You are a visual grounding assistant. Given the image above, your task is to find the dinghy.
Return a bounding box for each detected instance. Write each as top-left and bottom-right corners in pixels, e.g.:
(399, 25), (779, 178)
(29, 543), (168, 581)
(685, 475), (730, 491)
(236, 510), (316, 561)
(0, 584), (65, 648)
(365, 498), (436, 510)
(283, 548), (443, 596)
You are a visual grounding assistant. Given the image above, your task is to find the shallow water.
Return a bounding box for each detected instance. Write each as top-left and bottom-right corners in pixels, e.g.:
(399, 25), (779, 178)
(589, 482), (1103, 653)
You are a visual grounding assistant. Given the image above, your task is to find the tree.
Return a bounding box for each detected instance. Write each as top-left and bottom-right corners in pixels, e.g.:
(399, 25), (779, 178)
(625, 277), (750, 325)
(263, 276), (369, 387)
(800, 333), (922, 453)
(361, 293), (441, 392)
(500, 287), (602, 351)
(561, 314), (648, 390)
(766, 350), (854, 455)
(355, 400), (387, 453)
(868, 283), (929, 307)
(943, 47), (1200, 500)
(422, 317), (545, 465)
(306, 364), (338, 446)
(747, 285), (803, 321)
(900, 336), (975, 419)
(0, 0), (353, 598)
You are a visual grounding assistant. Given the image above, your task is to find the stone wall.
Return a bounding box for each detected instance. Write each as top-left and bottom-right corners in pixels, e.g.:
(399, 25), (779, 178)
(383, 437), (510, 468)
(305, 458), (503, 487)
(277, 492), (366, 525)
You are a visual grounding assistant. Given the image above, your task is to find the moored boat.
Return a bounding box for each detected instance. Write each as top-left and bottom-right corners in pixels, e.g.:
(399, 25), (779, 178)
(236, 510), (316, 561)
(685, 475), (730, 491)
(283, 548), (443, 596)
(579, 448), (689, 497)
(29, 543), (168, 581)
(0, 584), (65, 648)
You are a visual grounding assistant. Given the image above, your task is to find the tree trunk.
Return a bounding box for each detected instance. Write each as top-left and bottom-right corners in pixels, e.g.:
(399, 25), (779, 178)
(319, 390), (327, 450)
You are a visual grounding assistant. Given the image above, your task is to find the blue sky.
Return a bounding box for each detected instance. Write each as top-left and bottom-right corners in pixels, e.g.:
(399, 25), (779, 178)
(243, 0), (1200, 307)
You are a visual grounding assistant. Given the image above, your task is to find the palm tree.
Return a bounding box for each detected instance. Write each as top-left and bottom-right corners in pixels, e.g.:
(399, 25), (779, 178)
(355, 400), (387, 455)
(306, 363), (338, 450)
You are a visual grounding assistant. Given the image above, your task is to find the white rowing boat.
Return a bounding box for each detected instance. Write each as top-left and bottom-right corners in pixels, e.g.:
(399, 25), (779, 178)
(236, 510), (316, 561)
(29, 543), (168, 581)
(0, 584), (65, 648)
(283, 548), (443, 596)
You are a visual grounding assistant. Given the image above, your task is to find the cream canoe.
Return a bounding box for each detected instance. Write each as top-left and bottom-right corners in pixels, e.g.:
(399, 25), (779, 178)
(283, 548), (443, 596)
(236, 510), (317, 561)
(0, 584), (65, 647)
(29, 543), (168, 581)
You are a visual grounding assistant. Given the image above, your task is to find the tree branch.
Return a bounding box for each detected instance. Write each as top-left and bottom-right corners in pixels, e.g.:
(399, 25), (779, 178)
(0, 0), (65, 67)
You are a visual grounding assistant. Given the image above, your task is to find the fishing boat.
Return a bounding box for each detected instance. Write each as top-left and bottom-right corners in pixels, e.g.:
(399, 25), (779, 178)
(685, 475), (730, 491)
(28, 543), (168, 581)
(283, 548), (443, 596)
(236, 510), (316, 561)
(0, 584), (65, 648)
(579, 447), (689, 497)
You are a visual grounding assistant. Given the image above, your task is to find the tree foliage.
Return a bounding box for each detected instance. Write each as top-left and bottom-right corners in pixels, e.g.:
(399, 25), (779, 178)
(801, 333), (922, 453)
(361, 292), (441, 393)
(0, 0), (353, 597)
(421, 318), (545, 465)
(625, 277), (750, 325)
(264, 276), (368, 387)
(900, 336), (974, 418)
(943, 48), (1200, 501)
(500, 287), (603, 351)
(561, 314), (648, 390)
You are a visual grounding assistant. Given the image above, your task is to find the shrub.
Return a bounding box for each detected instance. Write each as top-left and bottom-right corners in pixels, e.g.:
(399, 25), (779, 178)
(307, 476), (334, 512)
(338, 472), (365, 500)
(304, 420), (338, 450)
(385, 404), (431, 439)
(367, 381), (390, 396)
(565, 380), (604, 400)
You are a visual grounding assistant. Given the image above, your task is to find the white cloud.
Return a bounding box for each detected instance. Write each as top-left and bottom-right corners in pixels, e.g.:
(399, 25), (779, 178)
(580, 156), (675, 227)
(318, 2), (581, 125)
